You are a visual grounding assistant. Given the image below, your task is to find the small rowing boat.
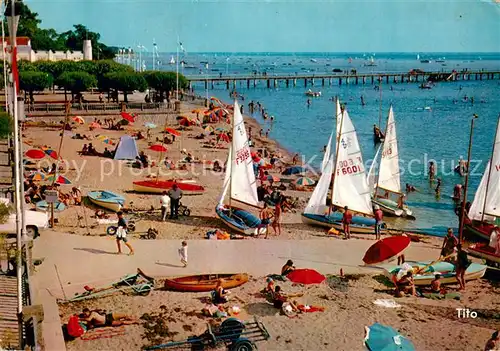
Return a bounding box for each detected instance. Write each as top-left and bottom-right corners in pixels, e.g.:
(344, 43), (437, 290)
(35, 200), (66, 212)
(132, 180), (205, 194)
(468, 243), (500, 267)
(163, 273), (249, 292)
(380, 260), (487, 286)
(88, 191), (125, 212)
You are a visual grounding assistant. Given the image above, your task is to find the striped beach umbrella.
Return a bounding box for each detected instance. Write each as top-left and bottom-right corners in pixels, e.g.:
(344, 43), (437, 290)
(97, 135), (114, 145)
(144, 122), (157, 129)
(295, 177), (315, 186)
(30, 172), (46, 181)
(267, 175), (280, 182)
(204, 125), (214, 134)
(44, 149), (58, 160)
(47, 175), (71, 185)
(120, 112), (136, 123)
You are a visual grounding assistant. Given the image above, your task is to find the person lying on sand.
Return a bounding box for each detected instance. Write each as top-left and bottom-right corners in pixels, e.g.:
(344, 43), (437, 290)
(80, 308), (138, 329)
(485, 330), (500, 351)
(395, 271), (416, 297)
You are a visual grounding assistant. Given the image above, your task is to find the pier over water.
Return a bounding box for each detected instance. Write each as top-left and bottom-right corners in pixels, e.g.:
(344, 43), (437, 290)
(185, 70), (500, 90)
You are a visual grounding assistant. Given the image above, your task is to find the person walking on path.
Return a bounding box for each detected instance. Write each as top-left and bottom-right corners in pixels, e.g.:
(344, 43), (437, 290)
(178, 241), (188, 267)
(116, 211), (134, 255)
(342, 206), (352, 240)
(160, 191), (170, 221)
(168, 184), (183, 219)
(440, 228), (458, 260)
(374, 205), (383, 240)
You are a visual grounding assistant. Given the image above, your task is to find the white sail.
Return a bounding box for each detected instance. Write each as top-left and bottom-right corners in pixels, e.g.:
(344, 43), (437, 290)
(377, 106), (401, 194)
(469, 118), (500, 221)
(332, 110), (373, 215)
(230, 101), (259, 206)
(218, 146), (232, 206)
(321, 98), (342, 173)
(304, 155), (333, 215)
(367, 144), (382, 191)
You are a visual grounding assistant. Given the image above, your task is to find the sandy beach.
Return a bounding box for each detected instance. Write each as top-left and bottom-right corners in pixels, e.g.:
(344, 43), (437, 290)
(23, 95), (500, 351)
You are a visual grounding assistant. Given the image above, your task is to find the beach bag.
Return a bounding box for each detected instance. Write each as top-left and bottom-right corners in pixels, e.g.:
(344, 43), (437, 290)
(67, 315), (84, 338)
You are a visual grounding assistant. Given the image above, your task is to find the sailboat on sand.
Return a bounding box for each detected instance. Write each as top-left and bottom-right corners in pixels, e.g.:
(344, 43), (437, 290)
(216, 101), (262, 235)
(465, 116), (500, 241)
(302, 102), (381, 234)
(371, 106), (415, 219)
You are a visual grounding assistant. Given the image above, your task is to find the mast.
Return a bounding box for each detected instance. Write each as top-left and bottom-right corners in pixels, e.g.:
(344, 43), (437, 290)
(228, 100), (235, 209)
(480, 115), (500, 222)
(378, 78), (382, 127)
(374, 105), (390, 196)
(329, 97), (344, 214)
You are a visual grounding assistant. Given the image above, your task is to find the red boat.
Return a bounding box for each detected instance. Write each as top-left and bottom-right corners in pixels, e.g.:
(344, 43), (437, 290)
(163, 273), (249, 292)
(468, 243), (500, 267)
(464, 218), (496, 241)
(363, 235), (411, 265)
(132, 180), (205, 194)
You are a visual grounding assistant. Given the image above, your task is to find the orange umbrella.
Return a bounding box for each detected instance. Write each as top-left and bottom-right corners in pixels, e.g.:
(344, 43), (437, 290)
(164, 127), (181, 137)
(73, 116), (85, 124)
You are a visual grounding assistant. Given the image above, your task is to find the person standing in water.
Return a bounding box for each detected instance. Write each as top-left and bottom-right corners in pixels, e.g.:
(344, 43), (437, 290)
(435, 178), (442, 196)
(428, 161), (436, 181)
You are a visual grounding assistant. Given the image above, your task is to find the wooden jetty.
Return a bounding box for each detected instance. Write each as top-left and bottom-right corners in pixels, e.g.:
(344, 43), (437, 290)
(186, 70), (500, 90)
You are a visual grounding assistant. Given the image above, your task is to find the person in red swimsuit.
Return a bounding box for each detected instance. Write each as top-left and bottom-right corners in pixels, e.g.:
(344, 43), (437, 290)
(342, 206), (352, 239)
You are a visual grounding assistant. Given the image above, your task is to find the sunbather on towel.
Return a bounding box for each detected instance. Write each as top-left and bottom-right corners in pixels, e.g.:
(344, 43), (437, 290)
(80, 308), (138, 328)
(395, 271), (416, 297)
(297, 304), (325, 313)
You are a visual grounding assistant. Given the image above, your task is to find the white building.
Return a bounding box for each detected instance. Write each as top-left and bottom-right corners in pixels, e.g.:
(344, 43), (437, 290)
(0, 37), (92, 62)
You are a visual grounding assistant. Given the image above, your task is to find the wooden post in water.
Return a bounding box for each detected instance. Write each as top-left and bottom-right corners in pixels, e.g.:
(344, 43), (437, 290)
(458, 114), (478, 244)
(371, 76), (374, 84)
(267, 79), (270, 88)
(339, 78), (342, 86)
(304, 79), (307, 87)
(226, 80), (229, 89)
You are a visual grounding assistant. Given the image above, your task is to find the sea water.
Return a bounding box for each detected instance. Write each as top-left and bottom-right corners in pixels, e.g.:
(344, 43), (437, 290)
(149, 52), (500, 231)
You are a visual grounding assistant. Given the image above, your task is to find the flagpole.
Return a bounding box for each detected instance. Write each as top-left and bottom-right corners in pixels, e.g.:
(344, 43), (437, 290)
(176, 36), (179, 101)
(152, 40), (155, 71)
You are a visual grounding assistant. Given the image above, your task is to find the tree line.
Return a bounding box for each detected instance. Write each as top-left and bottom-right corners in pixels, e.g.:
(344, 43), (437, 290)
(14, 59), (188, 103)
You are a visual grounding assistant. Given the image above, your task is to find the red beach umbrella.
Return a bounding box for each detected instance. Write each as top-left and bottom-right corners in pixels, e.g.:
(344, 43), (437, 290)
(286, 269), (326, 285)
(217, 133), (230, 143)
(25, 149), (46, 160)
(120, 112), (135, 123)
(149, 144), (167, 152)
(362, 235), (411, 265)
(164, 128), (181, 137)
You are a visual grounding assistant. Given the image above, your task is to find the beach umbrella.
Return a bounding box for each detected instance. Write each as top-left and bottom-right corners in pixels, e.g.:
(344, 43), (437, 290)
(144, 122), (157, 129)
(267, 175), (280, 182)
(363, 236), (411, 265)
(204, 125), (214, 134)
(120, 112), (136, 123)
(25, 149), (46, 160)
(364, 323), (415, 351)
(164, 127), (181, 137)
(46, 175), (71, 185)
(286, 269), (325, 285)
(44, 149), (58, 160)
(149, 144), (167, 152)
(97, 135), (114, 145)
(30, 172), (46, 181)
(215, 127), (228, 133)
(295, 176), (315, 186)
(89, 122), (101, 129)
(72, 116), (85, 124)
(217, 133), (230, 143)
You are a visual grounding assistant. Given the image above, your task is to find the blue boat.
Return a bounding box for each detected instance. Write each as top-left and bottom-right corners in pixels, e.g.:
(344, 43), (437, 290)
(301, 212), (384, 235)
(35, 201), (66, 212)
(88, 191), (125, 212)
(216, 205), (261, 235)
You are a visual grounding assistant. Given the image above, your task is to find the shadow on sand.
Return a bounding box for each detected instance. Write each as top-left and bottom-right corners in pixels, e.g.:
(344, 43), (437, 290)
(155, 261), (185, 268)
(73, 247), (117, 255)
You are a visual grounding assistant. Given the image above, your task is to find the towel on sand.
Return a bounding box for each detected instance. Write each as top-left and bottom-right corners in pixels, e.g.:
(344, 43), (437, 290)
(421, 292), (461, 300)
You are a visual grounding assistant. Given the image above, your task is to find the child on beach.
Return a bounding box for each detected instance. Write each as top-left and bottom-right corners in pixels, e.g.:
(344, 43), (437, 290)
(178, 241), (188, 267)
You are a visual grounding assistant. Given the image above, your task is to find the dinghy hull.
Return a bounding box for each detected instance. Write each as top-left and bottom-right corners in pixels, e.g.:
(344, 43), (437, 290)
(133, 180), (205, 194)
(372, 198), (414, 219)
(216, 205), (261, 235)
(381, 260), (487, 286)
(301, 213), (385, 235)
(467, 243), (500, 265)
(164, 273), (249, 292)
(88, 191), (125, 212)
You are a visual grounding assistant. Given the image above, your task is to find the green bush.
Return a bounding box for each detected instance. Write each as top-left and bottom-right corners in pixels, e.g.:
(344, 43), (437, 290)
(0, 112), (12, 139)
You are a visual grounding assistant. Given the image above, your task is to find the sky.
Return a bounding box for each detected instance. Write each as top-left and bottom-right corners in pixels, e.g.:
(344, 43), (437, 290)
(26, 0), (500, 53)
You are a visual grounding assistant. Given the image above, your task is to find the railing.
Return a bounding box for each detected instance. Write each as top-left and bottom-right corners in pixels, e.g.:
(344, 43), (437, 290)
(25, 102), (166, 114)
